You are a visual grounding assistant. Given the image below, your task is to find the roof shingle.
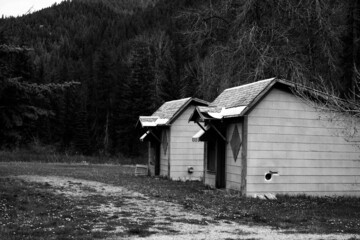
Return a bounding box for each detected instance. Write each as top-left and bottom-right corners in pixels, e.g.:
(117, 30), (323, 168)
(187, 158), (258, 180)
(151, 97), (191, 119)
(211, 78), (275, 108)
(139, 97), (209, 127)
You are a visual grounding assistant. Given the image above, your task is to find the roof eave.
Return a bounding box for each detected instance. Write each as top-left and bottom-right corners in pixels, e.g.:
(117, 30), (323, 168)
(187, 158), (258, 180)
(169, 98), (209, 124)
(188, 106), (210, 122)
(240, 79), (279, 116)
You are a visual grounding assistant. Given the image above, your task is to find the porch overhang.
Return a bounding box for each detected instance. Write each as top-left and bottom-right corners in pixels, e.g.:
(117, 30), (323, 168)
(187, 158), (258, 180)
(189, 106), (247, 123)
(139, 130), (160, 142)
(192, 125), (211, 142)
(138, 116), (170, 128)
(191, 124), (226, 142)
(140, 131), (150, 142)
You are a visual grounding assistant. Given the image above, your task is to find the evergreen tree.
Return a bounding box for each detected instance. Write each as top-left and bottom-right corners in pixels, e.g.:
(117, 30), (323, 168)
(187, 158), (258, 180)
(88, 46), (115, 153)
(116, 40), (156, 155)
(73, 108), (91, 155)
(0, 44), (78, 147)
(0, 0), (357, 156)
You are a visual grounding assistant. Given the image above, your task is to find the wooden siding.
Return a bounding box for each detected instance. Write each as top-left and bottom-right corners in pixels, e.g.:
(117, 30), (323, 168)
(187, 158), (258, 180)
(247, 88), (360, 196)
(225, 123), (243, 191)
(160, 129), (169, 177)
(170, 106), (205, 180)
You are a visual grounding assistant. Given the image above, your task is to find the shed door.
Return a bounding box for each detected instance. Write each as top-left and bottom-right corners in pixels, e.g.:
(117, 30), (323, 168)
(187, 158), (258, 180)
(154, 142), (160, 175)
(150, 142), (160, 176)
(208, 139), (226, 189)
(215, 139), (226, 188)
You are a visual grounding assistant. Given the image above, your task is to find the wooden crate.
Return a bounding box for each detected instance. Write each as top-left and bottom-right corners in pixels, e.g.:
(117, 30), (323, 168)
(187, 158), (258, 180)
(135, 164), (148, 176)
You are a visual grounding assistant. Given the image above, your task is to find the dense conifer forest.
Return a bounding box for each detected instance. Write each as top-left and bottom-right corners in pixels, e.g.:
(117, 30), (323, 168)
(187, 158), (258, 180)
(0, 0), (359, 159)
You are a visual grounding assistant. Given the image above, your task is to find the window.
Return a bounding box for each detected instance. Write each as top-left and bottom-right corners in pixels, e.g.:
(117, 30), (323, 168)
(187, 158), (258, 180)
(207, 141), (216, 172)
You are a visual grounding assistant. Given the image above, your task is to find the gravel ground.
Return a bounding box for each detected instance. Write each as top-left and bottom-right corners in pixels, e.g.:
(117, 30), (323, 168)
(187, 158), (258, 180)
(13, 175), (360, 240)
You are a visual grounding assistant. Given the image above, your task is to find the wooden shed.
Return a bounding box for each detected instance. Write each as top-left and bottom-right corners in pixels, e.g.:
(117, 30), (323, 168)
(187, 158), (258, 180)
(139, 97), (208, 180)
(189, 78), (360, 196)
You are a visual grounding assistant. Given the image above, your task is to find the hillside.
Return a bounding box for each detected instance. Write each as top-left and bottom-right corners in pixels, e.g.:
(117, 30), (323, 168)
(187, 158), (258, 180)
(75, 0), (159, 14)
(0, 0), (359, 158)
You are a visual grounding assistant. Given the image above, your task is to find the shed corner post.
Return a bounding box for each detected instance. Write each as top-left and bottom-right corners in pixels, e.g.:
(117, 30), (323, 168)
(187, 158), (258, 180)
(148, 141), (151, 176)
(203, 141), (207, 184)
(240, 115), (248, 196)
(168, 128), (171, 179)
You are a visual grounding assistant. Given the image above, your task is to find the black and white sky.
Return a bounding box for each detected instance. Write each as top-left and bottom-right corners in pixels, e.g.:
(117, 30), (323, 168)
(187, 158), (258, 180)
(1, 0), (64, 17)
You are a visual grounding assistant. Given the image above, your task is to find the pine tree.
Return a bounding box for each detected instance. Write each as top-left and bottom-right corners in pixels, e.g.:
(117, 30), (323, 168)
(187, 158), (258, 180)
(115, 40), (156, 155)
(0, 43), (79, 148)
(73, 108), (91, 155)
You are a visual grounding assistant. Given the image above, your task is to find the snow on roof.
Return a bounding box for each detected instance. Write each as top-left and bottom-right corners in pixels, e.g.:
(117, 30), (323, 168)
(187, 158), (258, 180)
(139, 117), (170, 127)
(194, 78), (276, 120)
(207, 106), (247, 119)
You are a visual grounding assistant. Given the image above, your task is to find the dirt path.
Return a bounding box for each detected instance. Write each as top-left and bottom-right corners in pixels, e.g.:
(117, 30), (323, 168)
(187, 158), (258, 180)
(13, 175), (359, 240)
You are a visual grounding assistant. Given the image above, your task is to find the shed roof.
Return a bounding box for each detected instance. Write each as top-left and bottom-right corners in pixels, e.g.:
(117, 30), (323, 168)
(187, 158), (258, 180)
(211, 78), (275, 108)
(139, 97), (209, 127)
(152, 98), (191, 119)
(190, 78), (294, 121)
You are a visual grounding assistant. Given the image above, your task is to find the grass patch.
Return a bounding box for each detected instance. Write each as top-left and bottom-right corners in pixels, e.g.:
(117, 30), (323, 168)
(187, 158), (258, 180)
(0, 148), (146, 165)
(1, 161), (360, 235)
(0, 178), (100, 240)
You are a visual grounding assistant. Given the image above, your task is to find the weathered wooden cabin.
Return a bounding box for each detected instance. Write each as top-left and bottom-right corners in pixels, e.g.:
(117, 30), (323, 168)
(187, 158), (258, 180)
(189, 78), (360, 196)
(139, 97), (208, 180)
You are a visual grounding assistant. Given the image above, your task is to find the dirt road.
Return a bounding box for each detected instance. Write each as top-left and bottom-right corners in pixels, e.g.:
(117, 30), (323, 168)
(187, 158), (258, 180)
(13, 175), (359, 240)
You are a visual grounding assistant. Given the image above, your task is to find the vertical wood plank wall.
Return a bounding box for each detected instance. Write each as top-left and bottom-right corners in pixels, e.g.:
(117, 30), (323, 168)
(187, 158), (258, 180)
(170, 106), (205, 180)
(160, 129), (169, 177)
(247, 88), (360, 196)
(225, 123), (243, 190)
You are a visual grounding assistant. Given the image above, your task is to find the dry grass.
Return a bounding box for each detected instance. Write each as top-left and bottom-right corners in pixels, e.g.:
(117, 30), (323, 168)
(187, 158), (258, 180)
(0, 148), (146, 165)
(0, 177), (99, 240)
(0, 160), (360, 238)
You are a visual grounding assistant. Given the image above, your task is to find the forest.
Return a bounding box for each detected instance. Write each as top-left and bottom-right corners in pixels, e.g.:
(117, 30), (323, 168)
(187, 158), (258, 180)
(0, 0), (359, 159)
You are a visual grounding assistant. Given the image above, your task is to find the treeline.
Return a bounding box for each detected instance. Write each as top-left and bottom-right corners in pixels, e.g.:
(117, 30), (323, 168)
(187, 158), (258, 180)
(0, 0), (359, 158)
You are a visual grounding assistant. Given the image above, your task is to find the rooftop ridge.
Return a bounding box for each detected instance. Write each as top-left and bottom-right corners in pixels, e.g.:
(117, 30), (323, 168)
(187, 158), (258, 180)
(164, 97), (191, 103)
(224, 77), (275, 91)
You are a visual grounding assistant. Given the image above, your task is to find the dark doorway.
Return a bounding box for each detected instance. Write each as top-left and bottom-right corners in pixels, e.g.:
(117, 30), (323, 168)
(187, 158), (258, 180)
(215, 139), (226, 188)
(149, 141), (161, 176)
(154, 142), (160, 175)
(207, 139), (226, 189)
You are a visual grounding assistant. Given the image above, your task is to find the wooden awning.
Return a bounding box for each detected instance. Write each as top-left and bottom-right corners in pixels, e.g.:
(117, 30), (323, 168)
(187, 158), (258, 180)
(192, 124), (226, 142)
(192, 126), (210, 142)
(139, 130), (160, 142)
